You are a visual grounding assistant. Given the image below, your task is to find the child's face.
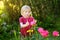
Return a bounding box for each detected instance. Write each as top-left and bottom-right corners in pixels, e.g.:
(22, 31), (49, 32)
(22, 9), (31, 18)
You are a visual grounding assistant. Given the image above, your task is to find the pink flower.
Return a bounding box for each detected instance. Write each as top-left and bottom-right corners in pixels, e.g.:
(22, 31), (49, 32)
(38, 27), (49, 37)
(38, 27), (44, 33)
(40, 30), (49, 37)
(53, 31), (59, 37)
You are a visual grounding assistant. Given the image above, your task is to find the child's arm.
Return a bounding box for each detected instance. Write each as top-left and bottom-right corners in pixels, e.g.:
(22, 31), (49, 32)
(20, 21), (29, 28)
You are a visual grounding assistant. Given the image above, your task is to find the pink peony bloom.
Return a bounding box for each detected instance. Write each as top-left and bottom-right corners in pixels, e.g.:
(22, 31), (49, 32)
(40, 30), (49, 37)
(38, 27), (44, 33)
(38, 27), (49, 37)
(53, 31), (59, 37)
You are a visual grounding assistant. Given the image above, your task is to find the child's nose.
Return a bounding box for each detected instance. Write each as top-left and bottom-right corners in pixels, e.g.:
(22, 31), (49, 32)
(26, 12), (29, 14)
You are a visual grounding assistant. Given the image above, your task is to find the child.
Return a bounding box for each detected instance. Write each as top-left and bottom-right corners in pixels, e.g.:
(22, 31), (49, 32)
(19, 5), (36, 36)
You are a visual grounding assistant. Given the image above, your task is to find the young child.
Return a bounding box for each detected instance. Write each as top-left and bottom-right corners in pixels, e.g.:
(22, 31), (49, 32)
(19, 5), (36, 36)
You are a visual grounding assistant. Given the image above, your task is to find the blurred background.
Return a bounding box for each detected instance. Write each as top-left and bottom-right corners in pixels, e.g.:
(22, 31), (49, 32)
(0, 0), (60, 40)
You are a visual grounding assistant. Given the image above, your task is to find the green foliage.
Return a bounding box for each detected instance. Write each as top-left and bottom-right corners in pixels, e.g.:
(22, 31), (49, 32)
(0, 0), (60, 40)
(2, 0), (60, 30)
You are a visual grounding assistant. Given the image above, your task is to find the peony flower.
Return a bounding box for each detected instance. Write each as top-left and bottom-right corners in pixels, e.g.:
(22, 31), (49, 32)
(40, 30), (49, 38)
(38, 27), (44, 33)
(53, 31), (59, 37)
(38, 27), (49, 38)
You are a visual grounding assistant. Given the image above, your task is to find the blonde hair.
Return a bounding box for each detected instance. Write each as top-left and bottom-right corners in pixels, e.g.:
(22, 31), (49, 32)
(21, 5), (31, 13)
(21, 5), (32, 16)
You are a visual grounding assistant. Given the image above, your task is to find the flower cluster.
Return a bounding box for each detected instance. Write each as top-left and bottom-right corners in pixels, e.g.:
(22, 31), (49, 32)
(38, 27), (59, 38)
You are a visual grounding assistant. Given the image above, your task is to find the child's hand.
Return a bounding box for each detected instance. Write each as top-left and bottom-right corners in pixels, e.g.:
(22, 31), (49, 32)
(33, 20), (37, 25)
(34, 20), (37, 24)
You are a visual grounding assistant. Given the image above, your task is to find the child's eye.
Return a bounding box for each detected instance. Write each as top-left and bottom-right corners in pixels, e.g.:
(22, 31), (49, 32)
(28, 11), (31, 13)
(25, 11), (27, 13)
(24, 10), (31, 13)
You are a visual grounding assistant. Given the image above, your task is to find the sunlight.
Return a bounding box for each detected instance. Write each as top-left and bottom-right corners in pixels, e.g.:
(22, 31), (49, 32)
(9, 3), (13, 7)
(0, 1), (4, 9)
(6, 0), (9, 2)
